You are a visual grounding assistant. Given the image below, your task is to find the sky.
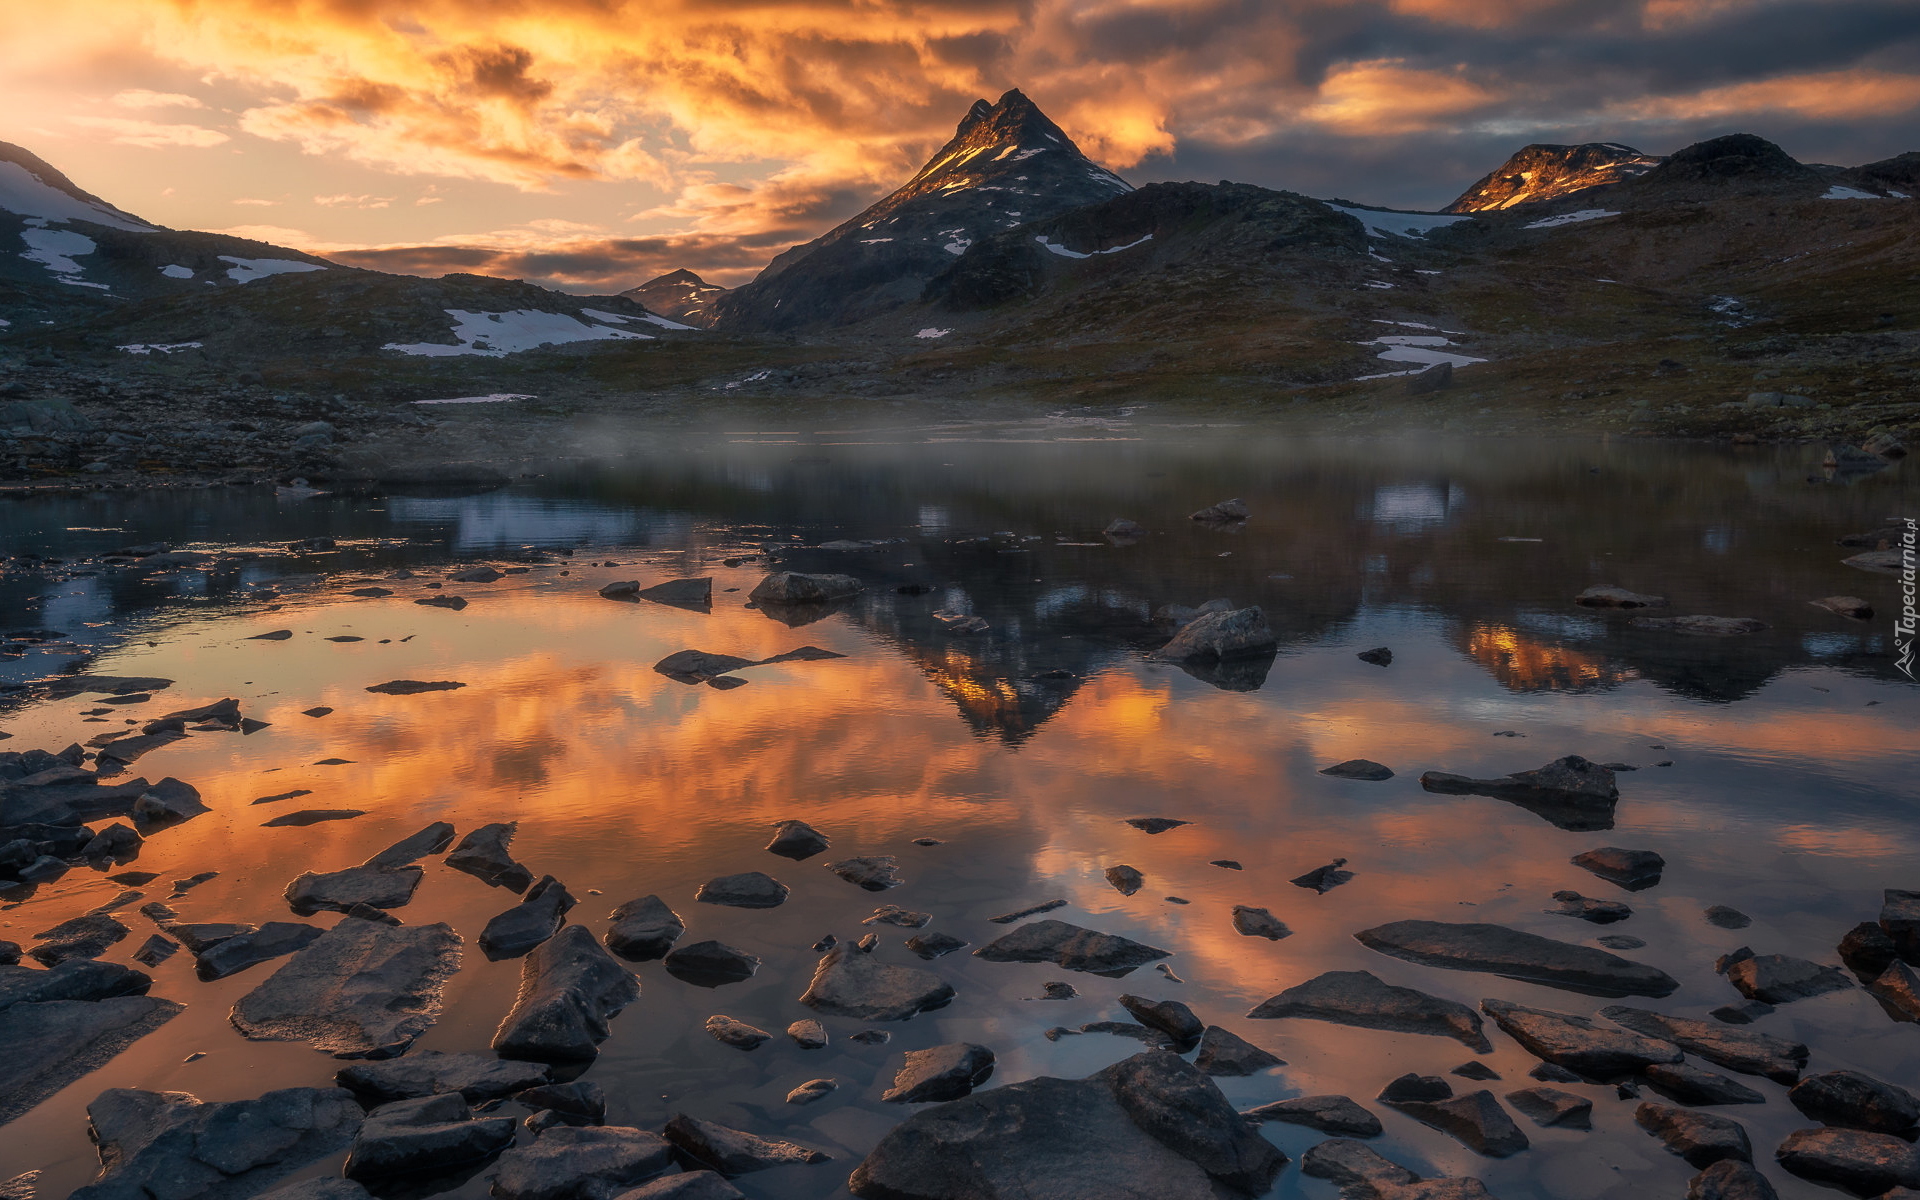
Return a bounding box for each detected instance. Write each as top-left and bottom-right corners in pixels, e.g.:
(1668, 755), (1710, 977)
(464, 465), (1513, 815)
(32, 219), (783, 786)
(3, 0), (1918, 294)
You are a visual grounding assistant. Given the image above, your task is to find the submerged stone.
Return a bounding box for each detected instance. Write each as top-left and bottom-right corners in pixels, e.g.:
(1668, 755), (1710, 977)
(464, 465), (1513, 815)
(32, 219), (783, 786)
(231, 920), (461, 1059)
(1382, 1089), (1529, 1158)
(825, 856), (902, 891)
(974, 919), (1170, 976)
(1247, 969), (1491, 1051)
(1355, 919), (1679, 996)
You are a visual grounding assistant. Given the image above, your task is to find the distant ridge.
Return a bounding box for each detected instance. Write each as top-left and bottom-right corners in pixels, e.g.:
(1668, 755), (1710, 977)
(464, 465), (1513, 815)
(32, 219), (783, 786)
(1446, 143), (1662, 213)
(622, 268), (727, 328)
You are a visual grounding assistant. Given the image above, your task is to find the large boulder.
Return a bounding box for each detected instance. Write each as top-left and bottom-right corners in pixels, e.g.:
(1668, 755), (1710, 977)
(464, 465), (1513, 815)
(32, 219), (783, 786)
(1247, 969), (1491, 1051)
(748, 572), (862, 605)
(335, 1050), (549, 1103)
(849, 1050), (1285, 1199)
(1299, 1137), (1495, 1199)
(231, 920), (461, 1058)
(71, 1087), (362, 1200)
(1789, 1071), (1920, 1139)
(1150, 607), (1275, 661)
(1481, 999), (1682, 1079)
(493, 925), (640, 1061)
(1354, 920), (1678, 996)
(1419, 756), (1619, 830)
(1775, 1126), (1920, 1195)
(343, 1093), (516, 1180)
(799, 943), (954, 1020)
(490, 1125), (676, 1200)
(1, 995), (183, 1125)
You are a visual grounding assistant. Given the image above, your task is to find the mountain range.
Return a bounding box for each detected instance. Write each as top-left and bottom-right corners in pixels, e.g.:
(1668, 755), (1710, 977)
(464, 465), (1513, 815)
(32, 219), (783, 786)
(0, 89), (1915, 463)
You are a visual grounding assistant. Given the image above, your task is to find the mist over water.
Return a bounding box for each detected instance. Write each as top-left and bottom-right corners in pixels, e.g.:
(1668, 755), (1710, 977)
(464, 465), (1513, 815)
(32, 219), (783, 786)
(2, 426), (1915, 1200)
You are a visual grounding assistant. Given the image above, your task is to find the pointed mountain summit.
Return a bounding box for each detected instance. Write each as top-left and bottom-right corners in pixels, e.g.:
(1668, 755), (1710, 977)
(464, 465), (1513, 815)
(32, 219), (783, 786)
(714, 88), (1131, 330)
(1446, 143), (1663, 213)
(622, 268), (728, 328)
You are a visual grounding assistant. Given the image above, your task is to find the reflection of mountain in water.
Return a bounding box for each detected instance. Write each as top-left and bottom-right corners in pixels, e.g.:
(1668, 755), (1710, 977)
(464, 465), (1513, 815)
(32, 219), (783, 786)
(1461, 621), (1637, 694)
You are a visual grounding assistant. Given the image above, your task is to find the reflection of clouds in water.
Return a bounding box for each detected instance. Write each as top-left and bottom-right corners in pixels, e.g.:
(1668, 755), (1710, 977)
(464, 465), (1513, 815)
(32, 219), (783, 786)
(383, 495), (676, 550)
(1363, 481), (1465, 532)
(38, 574), (113, 629)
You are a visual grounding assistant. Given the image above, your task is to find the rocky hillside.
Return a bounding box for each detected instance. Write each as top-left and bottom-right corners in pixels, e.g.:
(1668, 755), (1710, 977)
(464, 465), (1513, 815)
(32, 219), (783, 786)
(712, 89), (1134, 331)
(622, 269), (727, 328)
(1445, 142), (1663, 212)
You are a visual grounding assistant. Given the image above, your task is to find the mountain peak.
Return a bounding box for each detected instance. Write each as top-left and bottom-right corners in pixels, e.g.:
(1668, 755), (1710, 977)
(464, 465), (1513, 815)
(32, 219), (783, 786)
(1446, 142), (1662, 212)
(0, 140), (156, 232)
(621, 267), (727, 327)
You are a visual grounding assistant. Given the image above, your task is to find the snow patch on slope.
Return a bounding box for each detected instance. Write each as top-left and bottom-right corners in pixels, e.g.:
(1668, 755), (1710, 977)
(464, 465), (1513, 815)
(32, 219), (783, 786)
(385, 309), (655, 357)
(21, 226), (108, 288)
(117, 342), (202, 355)
(1356, 334), (1486, 379)
(0, 161), (155, 232)
(1326, 203), (1471, 239)
(1525, 208), (1619, 229)
(1822, 185), (1882, 200)
(1034, 233), (1153, 259)
(219, 256), (324, 284)
(159, 264), (194, 279)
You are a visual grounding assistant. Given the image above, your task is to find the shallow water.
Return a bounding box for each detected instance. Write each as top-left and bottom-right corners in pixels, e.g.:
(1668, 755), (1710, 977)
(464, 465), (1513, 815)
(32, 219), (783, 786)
(2, 426), (1916, 1199)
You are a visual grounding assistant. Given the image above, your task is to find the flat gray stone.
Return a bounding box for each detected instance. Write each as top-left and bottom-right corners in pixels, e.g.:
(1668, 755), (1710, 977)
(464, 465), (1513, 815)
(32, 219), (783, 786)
(29, 913), (129, 965)
(825, 856), (902, 891)
(1382, 1089), (1529, 1158)
(284, 865), (422, 915)
(1299, 1137), (1495, 1200)
(610, 1172), (744, 1199)
(1505, 1086), (1592, 1129)
(1775, 1127), (1920, 1195)
(490, 1125), (676, 1200)
(363, 822), (455, 868)
(0, 997), (183, 1126)
(493, 925), (640, 1062)
(1242, 1095), (1381, 1137)
(664, 1114), (830, 1175)
(1192, 1026), (1284, 1076)
(1600, 1006), (1807, 1084)
(604, 895), (685, 962)
(694, 871), (789, 908)
(194, 922), (323, 980)
(1636, 1102), (1752, 1168)
(71, 1086), (362, 1200)
(336, 1050), (550, 1103)
(1248, 969), (1491, 1051)
(883, 1043), (996, 1103)
(1482, 999), (1681, 1079)
(1644, 1062), (1767, 1106)
(636, 578), (713, 610)
(799, 943), (954, 1020)
(1725, 954), (1851, 1004)
(974, 918), (1170, 976)
(343, 1093), (516, 1180)
(1355, 920), (1679, 996)
(231, 920), (461, 1058)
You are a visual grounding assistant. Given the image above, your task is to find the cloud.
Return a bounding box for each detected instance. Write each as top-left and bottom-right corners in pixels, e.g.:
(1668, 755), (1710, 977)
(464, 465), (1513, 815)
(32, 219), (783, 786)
(111, 89), (205, 109)
(315, 193), (394, 208)
(1611, 67), (1920, 123)
(233, 197), (278, 206)
(67, 115), (228, 148)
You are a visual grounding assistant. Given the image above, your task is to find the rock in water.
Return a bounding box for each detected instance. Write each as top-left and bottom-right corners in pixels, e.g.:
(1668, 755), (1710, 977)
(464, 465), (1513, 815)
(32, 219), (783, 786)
(662, 940), (760, 987)
(194, 923), (324, 981)
(1867, 960), (1920, 1021)
(906, 931), (970, 960)
(70, 1086), (362, 1200)
(1320, 759), (1394, 781)
(1600, 1006), (1807, 1084)
(636, 577), (714, 610)
(1232, 906), (1291, 940)
(1775, 1127), (1920, 1195)
(479, 875), (577, 959)
(748, 572), (862, 605)
(1292, 859), (1354, 893)
(765, 819), (830, 860)
(1192, 1026), (1284, 1076)
(850, 1050), (1285, 1199)
(1572, 846), (1665, 890)
(1300, 1138), (1496, 1199)
(284, 865), (422, 915)
(342, 1093), (516, 1179)
(610, 1175), (745, 1200)
(664, 1114), (830, 1175)
(1118, 995), (1204, 1045)
(336, 1051), (549, 1103)
(28, 914), (130, 965)
(975, 919), (1171, 976)
(1504, 1087), (1592, 1129)
(490, 1125), (677, 1200)
(1419, 755), (1620, 830)
(1724, 954), (1852, 1004)
(1189, 498), (1250, 523)
(1789, 1070), (1920, 1138)
(1636, 1103), (1753, 1168)
(1686, 1160), (1779, 1200)
(1354, 920), (1679, 996)
(1383, 1089), (1530, 1158)
(1631, 615), (1769, 636)
(231, 920), (460, 1058)
(883, 1043), (997, 1102)
(705, 1015), (772, 1050)
(1247, 969), (1492, 1051)
(1881, 888), (1920, 960)
(1643, 1062), (1767, 1106)
(695, 870), (790, 908)
(603, 895), (685, 961)
(363, 821), (456, 868)
(1106, 864), (1146, 895)
(1548, 891), (1633, 923)
(1150, 607), (1276, 661)
(1242, 1096), (1382, 1137)
(824, 856), (903, 891)
(799, 943), (954, 1020)
(787, 1079), (838, 1105)
(493, 926), (640, 1061)
(1575, 586), (1668, 608)
(444, 822), (535, 892)
(0, 996), (184, 1126)
(1482, 999), (1681, 1078)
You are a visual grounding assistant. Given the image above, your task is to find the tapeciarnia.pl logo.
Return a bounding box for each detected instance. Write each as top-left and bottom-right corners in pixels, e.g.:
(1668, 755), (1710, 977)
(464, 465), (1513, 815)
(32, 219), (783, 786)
(1898, 517), (1918, 681)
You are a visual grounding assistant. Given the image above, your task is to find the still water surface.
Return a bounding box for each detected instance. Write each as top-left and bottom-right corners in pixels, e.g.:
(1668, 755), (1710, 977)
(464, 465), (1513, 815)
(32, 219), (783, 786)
(2, 427), (1915, 1199)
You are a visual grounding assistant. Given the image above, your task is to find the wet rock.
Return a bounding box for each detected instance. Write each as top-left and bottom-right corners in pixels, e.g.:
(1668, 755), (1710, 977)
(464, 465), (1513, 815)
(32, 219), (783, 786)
(1812, 596), (1874, 620)
(799, 943), (954, 1020)
(0, 996), (184, 1126)
(1419, 755), (1620, 831)
(787, 1019), (829, 1049)
(1637, 1102), (1753, 1167)
(1775, 1127), (1920, 1195)
(1789, 1070), (1920, 1138)
(825, 856), (902, 891)
(1572, 846), (1666, 891)
(906, 931), (969, 959)
(1104, 518), (1145, 539)
(1106, 864), (1146, 895)
(1645, 1062), (1768, 1106)
(81, 822), (143, 858)
(1706, 905), (1752, 929)
(1631, 615), (1769, 636)
(661, 941), (758, 987)
(1867, 960), (1920, 1021)
(366, 679), (466, 695)
(263, 808), (366, 827)
(1299, 1138), (1494, 1200)
(415, 595), (467, 610)
(665, 1114), (830, 1175)
(694, 870), (789, 908)
(1601, 1006), (1806, 1084)
(975, 918), (1170, 976)
(1379, 1074), (1453, 1103)
(284, 864), (421, 915)
(1189, 498), (1250, 523)
(849, 1029), (892, 1045)
(604, 895), (684, 962)
(1356, 646), (1393, 666)
(1192, 1025), (1284, 1075)
(70, 1086), (362, 1200)
(494, 926), (640, 1062)
(1320, 759), (1393, 781)
(1686, 1159), (1779, 1200)
(1710, 1000), (1774, 1024)
(1119, 994), (1204, 1045)
(364, 822), (457, 868)
(233, 920), (462, 1059)
(1505, 1086), (1592, 1129)
(491, 1126), (676, 1200)
(1151, 607), (1275, 661)
(788, 1078), (838, 1105)
(1248, 969), (1490, 1050)
(1550, 890), (1633, 923)
(517, 1081), (606, 1128)
(0, 959), (152, 1007)
(884, 1043), (997, 1103)
(1243, 1096), (1381, 1137)
(850, 1049), (1283, 1199)
(933, 610), (991, 635)
(748, 572), (862, 605)
(1232, 906), (1291, 940)
(653, 650), (756, 684)
(1073, 1021), (1175, 1048)
(705, 1015), (772, 1050)
(765, 819), (829, 860)
(1530, 1061), (1582, 1083)
(336, 1050), (549, 1103)
(988, 899), (1067, 923)
(599, 580), (640, 598)
(1293, 859), (1353, 893)
(343, 1092), (516, 1180)
(1882, 889), (1920, 963)
(132, 934), (178, 966)
(445, 822), (534, 892)
(1576, 586), (1668, 608)
(29, 913), (129, 965)
(634, 578), (713, 610)
(250, 629), (295, 641)
(195, 922), (324, 980)
(864, 904), (931, 928)
(481, 875), (577, 959)
(1385, 1089), (1530, 1158)
(1356, 919), (1679, 996)
(1483, 999), (1682, 1078)
(610, 1174), (745, 1200)
(1726, 954), (1851, 1004)
(1839, 922), (1899, 980)
(1453, 1061), (1500, 1081)
(1126, 817), (1189, 834)
(258, 1182), (372, 1200)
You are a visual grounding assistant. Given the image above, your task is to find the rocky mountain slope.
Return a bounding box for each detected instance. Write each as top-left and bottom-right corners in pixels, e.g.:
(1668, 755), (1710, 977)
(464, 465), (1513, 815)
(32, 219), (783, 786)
(712, 89), (1133, 331)
(622, 269), (727, 328)
(1445, 142), (1663, 212)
